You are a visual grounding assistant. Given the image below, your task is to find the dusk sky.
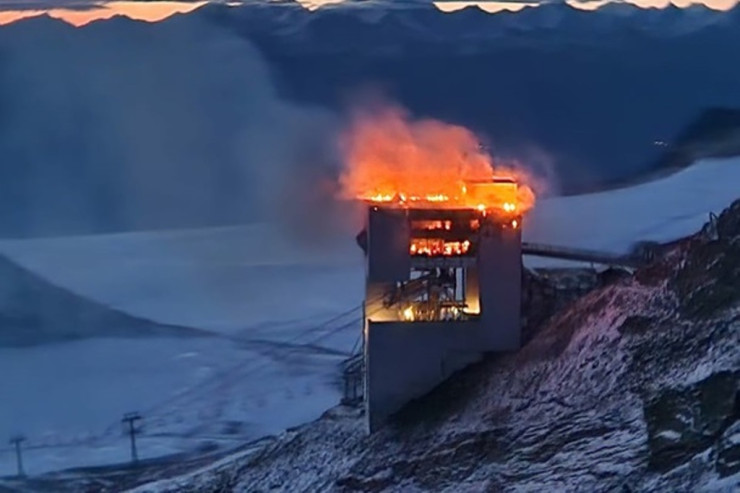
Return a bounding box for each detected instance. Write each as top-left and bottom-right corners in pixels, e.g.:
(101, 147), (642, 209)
(0, 0), (738, 27)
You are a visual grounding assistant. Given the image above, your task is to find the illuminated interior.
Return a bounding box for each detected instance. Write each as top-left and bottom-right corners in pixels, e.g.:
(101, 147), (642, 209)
(371, 205), (520, 322)
(410, 239), (472, 256)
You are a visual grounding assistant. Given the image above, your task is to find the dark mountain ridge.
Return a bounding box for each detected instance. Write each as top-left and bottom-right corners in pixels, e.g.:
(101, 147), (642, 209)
(227, 2), (740, 193)
(601, 107), (740, 190)
(651, 107), (740, 170)
(200, 1), (740, 53)
(0, 254), (209, 346)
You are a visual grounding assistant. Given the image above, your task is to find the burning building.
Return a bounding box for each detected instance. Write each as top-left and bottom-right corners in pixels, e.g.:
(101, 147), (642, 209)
(338, 106), (535, 431)
(358, 178), (525, 431)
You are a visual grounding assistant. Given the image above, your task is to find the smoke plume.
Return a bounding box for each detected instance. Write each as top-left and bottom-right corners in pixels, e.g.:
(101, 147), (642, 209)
(0, 14), (340, 239)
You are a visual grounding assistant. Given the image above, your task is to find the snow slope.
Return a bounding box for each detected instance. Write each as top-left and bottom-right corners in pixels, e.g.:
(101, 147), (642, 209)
(0, 337), (252, 474)
(1, 157), (738, 312)
(524, 156), (740, 266)
(0, 320), (358, 476)
(0, 156), (737, 477)
(0, 226), (364, 476)
(0, 224), (363, 333)
(123, 198), (740, 493)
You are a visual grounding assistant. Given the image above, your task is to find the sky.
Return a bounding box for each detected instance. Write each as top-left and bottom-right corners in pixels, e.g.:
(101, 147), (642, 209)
(0, 0), (737, 26)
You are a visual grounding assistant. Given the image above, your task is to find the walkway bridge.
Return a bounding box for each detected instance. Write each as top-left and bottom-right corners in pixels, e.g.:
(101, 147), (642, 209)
(521, 241), (650, 268)
(340, 240), (656, 406)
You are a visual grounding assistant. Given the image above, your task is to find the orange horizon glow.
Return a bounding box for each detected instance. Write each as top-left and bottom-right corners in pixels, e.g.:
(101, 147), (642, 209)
(0, 0), (737, 27)
(566, 0), (612, 10)
(435, 2), (536, 13)
(0, 1), (207, 27)
(433, 0), (739, 11)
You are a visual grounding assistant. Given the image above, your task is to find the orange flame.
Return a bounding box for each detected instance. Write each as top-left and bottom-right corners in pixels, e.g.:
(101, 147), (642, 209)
(339, 106), (536, 213)
(411, 238), (471, 256)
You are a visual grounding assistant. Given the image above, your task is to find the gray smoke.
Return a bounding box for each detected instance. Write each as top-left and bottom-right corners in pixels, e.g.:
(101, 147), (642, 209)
(0, 14), (343, 239)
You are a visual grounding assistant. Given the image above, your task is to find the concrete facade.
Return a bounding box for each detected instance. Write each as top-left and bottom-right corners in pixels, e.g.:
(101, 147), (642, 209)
(367, 207), (410, 282)
(365, 320), (484, 432)
(477, 225), (523, 350)
(363, 207), (522, 432)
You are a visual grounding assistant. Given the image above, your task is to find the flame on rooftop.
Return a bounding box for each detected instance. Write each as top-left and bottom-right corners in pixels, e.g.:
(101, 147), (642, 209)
(338, 105), (536, 213)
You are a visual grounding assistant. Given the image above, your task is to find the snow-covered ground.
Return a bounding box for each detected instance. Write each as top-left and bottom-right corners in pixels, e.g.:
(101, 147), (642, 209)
(0, 225), (364, 476)
(0, 224), (363, 332)
(525, 156), (740, 266)
(0, 337), (249, 475)
(0, 156), (738, 477)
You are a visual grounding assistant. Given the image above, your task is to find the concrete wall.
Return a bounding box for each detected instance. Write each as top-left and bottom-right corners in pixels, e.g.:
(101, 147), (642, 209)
(478, 224), (522, 350)
(365, 320), (486, 432)
(363, 212), (523, 431)
(367, 207), (409, 282)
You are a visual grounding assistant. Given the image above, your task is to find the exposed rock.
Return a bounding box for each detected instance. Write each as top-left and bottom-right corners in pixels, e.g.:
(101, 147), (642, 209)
(717, 421), (740, 478)
(616, 315), (656, 335)
(521, 268), (602, 344)
(670, 200), (740, 319)
(644, 371), (738, 472)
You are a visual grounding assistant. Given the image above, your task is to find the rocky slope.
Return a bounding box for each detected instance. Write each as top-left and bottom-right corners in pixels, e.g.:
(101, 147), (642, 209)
(127, 198), (739, 493)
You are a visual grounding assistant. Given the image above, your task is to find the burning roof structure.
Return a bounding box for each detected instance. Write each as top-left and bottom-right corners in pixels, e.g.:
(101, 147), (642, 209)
(336, 106), (535, 431)
(338, 105), (536, 214)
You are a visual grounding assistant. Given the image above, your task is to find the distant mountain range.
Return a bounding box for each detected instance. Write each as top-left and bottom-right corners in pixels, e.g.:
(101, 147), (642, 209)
(0, 2), (739, 236)
(204, 1), (740, 190)
(199, 1), (740, 54)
